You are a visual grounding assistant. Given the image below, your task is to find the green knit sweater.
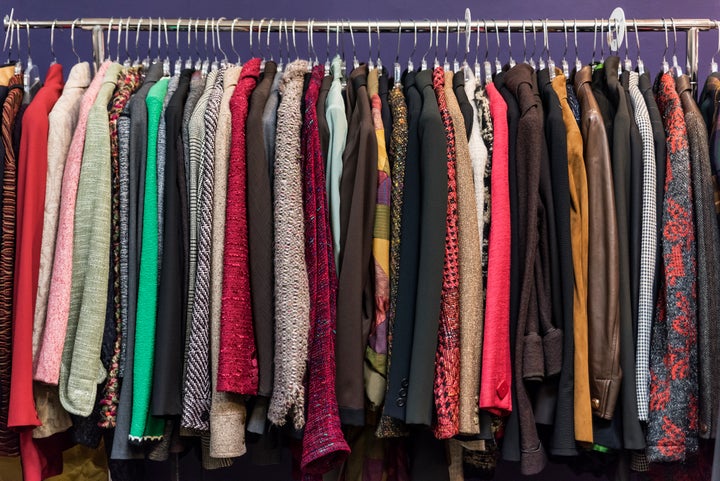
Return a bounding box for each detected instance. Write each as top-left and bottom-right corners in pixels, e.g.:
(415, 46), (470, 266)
(130, 76), (169, 441)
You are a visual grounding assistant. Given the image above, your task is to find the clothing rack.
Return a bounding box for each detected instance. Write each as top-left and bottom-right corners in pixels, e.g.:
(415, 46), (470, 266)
(3, 14), (719, 92)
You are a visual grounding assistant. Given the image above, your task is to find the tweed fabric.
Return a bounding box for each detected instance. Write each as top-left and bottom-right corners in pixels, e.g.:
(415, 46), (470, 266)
(57, 63), (122, 418)
(99, 67), (142, 428)
(219, 59), (261, 395)
(208, 65), (247, 459)
(627, 72), (657, 422)
(268, 60), (311, 429)
(129, 76), (170, 441)
(366, 69), (391, 408)
(677, 74), (720, 439)
(117, 98), (133, 379)
(33, 62), (91, 364)
(377, 83), (409, 438)
(443, 70), (483, 436)
(182, 69), (224, 433)
(478, 82), (512, 416)
(35, 61), (111, 385)
(474, 84), (493, 294)
(300, 65), (351, 476)
(0, 73), (23, 456)
(432, 66), (461, 440)
(647, 72), (698, 463)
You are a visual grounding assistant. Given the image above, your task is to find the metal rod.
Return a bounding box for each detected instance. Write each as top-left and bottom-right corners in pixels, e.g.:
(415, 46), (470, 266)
(3, 17), (719, 33)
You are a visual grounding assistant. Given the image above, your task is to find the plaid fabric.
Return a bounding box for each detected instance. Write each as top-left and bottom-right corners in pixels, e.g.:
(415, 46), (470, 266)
(627, 72), (656, 423)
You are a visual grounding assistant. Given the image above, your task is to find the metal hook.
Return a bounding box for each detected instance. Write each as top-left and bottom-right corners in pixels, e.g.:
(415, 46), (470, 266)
(134, 17), (143, 64)
(325, 19), (330, 62)
(248, 18), (255, 57)
(71, 18), (81, 63)
(230, 18), (240, 63)
(203, 18), (210, 62)
(3, 8), (13, 57)
(408, 20), (417, 71)
(443, 20), (449, 68)
(145, 17), (153, 67)
(291, 19), (298, 60)
(456, 18), (461, 65)
(103, 18), (111, 61)
(531, 20), (537, 62)
(307, 18), (314, 64)
(348, 21), (358, 68)
(217, 17), (227, 64)
(592, 18), (597, 63)
(266, 18), (273, 62)
(522, 20), (527, 63)
(562, 19), (568, 62)
(50, 19), (57, 63)
(257, 18), (265, 60)
(376, 22), (382, 71)
(124, 17), (131, 64)
(433, 21), (440, 68)
(671, 17), (678, 60)
(507, 20), (514, 66)
(712, 21), (720, 72)
(395, 21), (401, 65)
(599, 18), (605, 59)
(175, 18), (181, 59)
(662, 18), (669, 67)
(367, 20), (373, 69)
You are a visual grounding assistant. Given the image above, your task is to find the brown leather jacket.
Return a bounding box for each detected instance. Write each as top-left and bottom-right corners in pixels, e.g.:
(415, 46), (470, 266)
(574, 66), (622, 420)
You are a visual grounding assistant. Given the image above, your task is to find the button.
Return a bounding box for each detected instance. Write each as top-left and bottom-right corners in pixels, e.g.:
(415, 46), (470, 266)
(398, 388), (407, 398)
(401, 378), (409, 388)
(473, 417), (479, 425)
(701, 423), (709, 434)
(201, 411), (210, 422)
(496, 381), (508, 400)
(591, 398), (600, 410)
(396, 398), (406, 407)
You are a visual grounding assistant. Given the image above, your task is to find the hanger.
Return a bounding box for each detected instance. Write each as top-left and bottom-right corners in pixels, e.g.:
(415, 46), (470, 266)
(546, 19), (555, 78)
(23, 21), (39, 92)
(12, 20), (21, 74)
(507, 21), (515, 68)
(133, 18), (143, 66)
(71, 18), (81, 65)
(623, 18), (632, 72)
(591, 18), (598, 64)
(529, 20), (537, 70)
(141, 17), (152, 69)
(324, 19), (331, 75)
(712, 21), (720, 73)
(202, 18), (210, 73)
(443, 20), (450, 70)
(493, 20), (502, 74)
(463, 10), (471, 75)
(367, 20), (374, 70)
(283, 19), (291, 71)
(393, 21), (402, 83)
(574, 19), (582, 73)
(433, 22), (440, 69)
(662, 18), (670, 73)
(161, 18), (170, 75)
(306, 19), (315, 70)
(483, 20), (492, 83)
(538, 20), (546, 70)
(277, 19), (285, 72)
(156, 17), (162, 63)
(408, 20), (417, 72)
(173, 18), (182, 74)
(291, 19), (299, 61)
(348, 21), (358, 69)
(561, 20), (569, 77)
(114, 17), (122, 63)
(521, 20), (528, 65)
(210, 18), (219, 71)
(454, 18), (461, 72)
(670, 18), (682, 76)
(230, 18), (240, 66)
(263, 18), (273, 69)
(376, 23), (383, 76)
(123, 17), (131, 66)
(3, 8), (14, 63)
(257, 18), (266, 64)
(473, 20), (481, 79)
(104, 18), (113, 62)
(633, 20), (644, 75)
(50, 20), (57, 65)
(599, 18), (605, 62)
(338, 21), (344, 78)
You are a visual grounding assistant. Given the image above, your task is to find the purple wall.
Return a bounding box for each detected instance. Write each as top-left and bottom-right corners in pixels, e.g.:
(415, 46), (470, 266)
(3, 0), (719, 480)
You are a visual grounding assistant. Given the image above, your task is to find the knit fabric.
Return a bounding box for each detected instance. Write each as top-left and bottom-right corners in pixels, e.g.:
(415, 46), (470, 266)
(97, 67), (141, 428)
(156, 76), (178, 265)
(366, 69), (391, 409)
(0, 74), (23, 456)
(35, 61), (111, 385)
(432, 66), (461, 440)
(647, 72), (698, 463)
(268, 60), (311, 429)
(479, 81), (512, 416)
(208, 65), (247, 459)
(376, 83), (409, 438)
(117, 99), (132, 379)
(627, 72), (656, 422)
(129, 76), (170, 442)
(219, 58), (261, 395)
(33, 62), (90, 364)
(300, 64), (350, 476)
(58, 63), (121, 418)
(446, 69), (483, 436)
(181, 69), (218, 433)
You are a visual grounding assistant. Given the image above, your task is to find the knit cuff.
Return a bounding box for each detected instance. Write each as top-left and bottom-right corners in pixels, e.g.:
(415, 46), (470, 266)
(210, 397), (247, 458)
(522, 333), (544, 382)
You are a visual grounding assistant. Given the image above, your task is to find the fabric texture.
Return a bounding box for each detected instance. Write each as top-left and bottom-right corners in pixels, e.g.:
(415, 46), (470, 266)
(431, 66), (461, 440)
(326, 56), (347, 270)
(219, 59), (261, 395)
(647, 72), (698, 463)
(268, 60), (311, 429)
